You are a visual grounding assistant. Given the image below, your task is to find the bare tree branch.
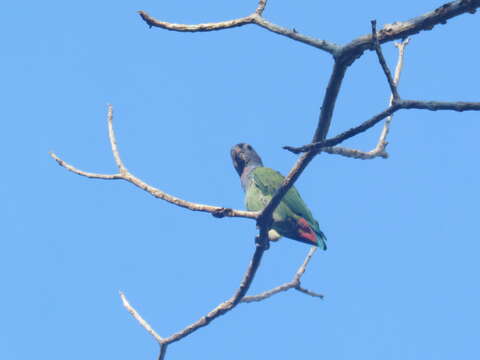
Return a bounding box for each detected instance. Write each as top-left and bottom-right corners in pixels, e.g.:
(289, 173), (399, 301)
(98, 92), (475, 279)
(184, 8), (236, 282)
(242, 247), (323, 302)
(371, 38), (411, 157)
(138, 10), (256, 32)
(293, 246), (317, 282)
(138, 1), (480, 58)
(138, 1), (339, 54)
(120, 235), (269, 350)
(319, 38), (411, 160)
(107, 105), (127, 174)
(399, 99), (480, 111)
(313, 62), (350, 142)
(241, 283), (295, 303)
(322, 146), (388, 160)
(50, 153), (121, 179)
(252, 16), (339, 54)
(50, 106), (257, 220)
(296, 286), (324, 298)
(284, 99), (480, 154)
(340, 0), (480, 61)
(121, 239), (321, 359)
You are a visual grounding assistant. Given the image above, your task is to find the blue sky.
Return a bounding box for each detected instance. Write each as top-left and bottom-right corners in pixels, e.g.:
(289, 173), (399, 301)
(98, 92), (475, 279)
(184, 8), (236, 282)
(1, 1), (479, 359)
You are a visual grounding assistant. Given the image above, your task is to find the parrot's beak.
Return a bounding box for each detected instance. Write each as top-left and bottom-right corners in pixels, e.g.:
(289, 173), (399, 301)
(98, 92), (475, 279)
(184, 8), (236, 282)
(231, 146), (245, 176)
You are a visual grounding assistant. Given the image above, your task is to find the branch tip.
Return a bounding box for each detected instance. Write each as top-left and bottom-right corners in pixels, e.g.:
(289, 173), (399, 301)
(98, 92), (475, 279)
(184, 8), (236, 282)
(255, 0), (267, 15)
(296, 286), (324, 299)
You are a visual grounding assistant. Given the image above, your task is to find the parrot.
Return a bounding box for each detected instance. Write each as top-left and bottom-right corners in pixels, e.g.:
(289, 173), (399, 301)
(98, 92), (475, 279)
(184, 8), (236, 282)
(231, 143), (327, 249)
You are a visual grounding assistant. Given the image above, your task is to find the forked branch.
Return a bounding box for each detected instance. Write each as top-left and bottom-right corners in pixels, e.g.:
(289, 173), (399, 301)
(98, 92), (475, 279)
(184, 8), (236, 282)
(320, 37), (410, 160)
(242, 247), (323, 302)
(50, 106), (257, 220)
(138, 0), (339, 54)
(121, 241), (321, 359)
(284, 99), (480, 154)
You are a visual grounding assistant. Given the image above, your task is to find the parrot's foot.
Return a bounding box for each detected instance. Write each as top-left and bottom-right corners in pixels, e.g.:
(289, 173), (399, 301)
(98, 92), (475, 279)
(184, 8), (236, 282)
(255, 235), (270, 250)
(212, 207), (232, 218)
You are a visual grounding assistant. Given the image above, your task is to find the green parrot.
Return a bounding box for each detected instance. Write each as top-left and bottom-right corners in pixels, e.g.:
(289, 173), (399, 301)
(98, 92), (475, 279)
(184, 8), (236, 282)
(231, 143), (327, 249)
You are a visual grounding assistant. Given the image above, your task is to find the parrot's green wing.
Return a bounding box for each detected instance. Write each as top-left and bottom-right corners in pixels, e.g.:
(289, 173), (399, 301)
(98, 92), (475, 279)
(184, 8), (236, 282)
(245, 167), (326, 248)
(251, 167), (316, 222)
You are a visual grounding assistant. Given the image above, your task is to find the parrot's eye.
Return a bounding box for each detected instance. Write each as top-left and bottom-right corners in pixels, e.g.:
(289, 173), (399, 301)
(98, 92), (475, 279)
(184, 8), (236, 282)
(246, 145), (252, 150)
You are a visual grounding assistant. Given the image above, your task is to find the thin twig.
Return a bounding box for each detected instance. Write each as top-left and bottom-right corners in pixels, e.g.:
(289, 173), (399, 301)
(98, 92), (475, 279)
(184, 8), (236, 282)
(120, 292), (164, 344)
(255, 0), (267, 15)
(122, 237), (268, 346)
(321, 102), (400, 146)
(322, 146), (388, 159)
(50, 107), (258, 220)
(293, 247), (317, 282)
(241, 283), (294, 303)
(371, 20), (400, 101)
(107, 105), (127, 173)
(50, 153), (121, 179)
(295, 286), (324, 299)
(242, 247), (322, 303)
(373, 38), (410, 154)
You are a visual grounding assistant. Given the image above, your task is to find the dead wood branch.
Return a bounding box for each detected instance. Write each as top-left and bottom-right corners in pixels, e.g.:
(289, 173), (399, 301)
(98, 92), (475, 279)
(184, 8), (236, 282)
(284, 100), (480, 154)
(50, 106), (257, 220)
(121, 242), (321, 355)
(138, 1), (339, 54)
(321, 38), (411, 160)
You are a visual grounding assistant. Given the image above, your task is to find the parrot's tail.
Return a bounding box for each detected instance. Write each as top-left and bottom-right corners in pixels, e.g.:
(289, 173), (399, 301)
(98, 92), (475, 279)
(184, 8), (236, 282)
(315, 229), (327, 250)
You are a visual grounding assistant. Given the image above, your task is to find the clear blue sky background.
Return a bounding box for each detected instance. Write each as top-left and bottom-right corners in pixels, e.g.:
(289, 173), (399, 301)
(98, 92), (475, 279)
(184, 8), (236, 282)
(1, 1), (479, 359)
